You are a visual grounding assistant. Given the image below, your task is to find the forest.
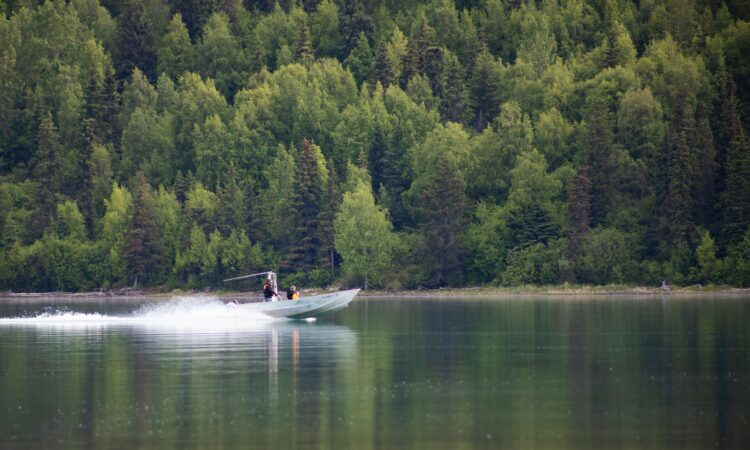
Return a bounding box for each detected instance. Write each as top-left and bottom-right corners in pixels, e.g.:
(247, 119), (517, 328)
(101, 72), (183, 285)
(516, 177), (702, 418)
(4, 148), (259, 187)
(0, 0), (749, 291)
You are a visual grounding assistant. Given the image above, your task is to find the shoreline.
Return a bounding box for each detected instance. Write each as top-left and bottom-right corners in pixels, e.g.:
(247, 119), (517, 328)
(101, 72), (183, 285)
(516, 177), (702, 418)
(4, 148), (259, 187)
(2, 284), (750, 300)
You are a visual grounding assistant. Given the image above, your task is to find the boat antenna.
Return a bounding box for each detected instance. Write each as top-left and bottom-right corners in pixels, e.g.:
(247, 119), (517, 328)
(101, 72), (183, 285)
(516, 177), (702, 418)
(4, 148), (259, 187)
(223, 271), (275, 282)
(224, 271), (278, 301)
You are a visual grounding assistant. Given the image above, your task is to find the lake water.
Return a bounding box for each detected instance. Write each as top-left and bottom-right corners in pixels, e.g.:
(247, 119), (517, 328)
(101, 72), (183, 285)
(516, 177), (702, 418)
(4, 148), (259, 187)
(0, 295), (749, 449)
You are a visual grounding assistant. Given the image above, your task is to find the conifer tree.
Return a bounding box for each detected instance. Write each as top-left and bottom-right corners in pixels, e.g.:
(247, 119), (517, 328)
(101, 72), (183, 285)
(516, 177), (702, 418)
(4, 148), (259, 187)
(31, 112), (65, 236)
(338, 0), (372, 58)
(441, 52), (470, 124)
(693, 116), (717, 227)
(664, 87), (697, 247)
(402, 13), (434, 87)
(123, 170), (163, 287)
(84, 63), (119, 144)
(411, 156), (468, 286)
(374, 40), (397, 88)
(287, 139), (324, 274)
(77, 118), (98, 235)
(157, 12), (193, 80)
(469, 45), (498, 130)
(318, 160), (340, 280)
(115, 0), (158, 81)
(173, 170), (190, 205)
(216, 164), (245, 236)
(423, 46), (445, 100)
(380, 127), (410, 230)
(367, 126), (387, 199)
(585, 102), (616, 227)
(295, 19), (314, 65)
(344, 32), (374, 85)
(721, 79), (750, 243)
(567, 166), (592, 258)
(242, 174), (262, 242)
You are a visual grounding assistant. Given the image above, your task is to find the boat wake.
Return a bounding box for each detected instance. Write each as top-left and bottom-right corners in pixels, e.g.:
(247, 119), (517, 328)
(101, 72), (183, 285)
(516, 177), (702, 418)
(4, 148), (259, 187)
(0, 296), (277, 330)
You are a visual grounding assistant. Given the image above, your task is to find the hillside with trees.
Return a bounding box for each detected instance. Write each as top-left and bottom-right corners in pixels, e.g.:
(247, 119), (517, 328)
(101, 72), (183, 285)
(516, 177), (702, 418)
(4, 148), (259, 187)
(1, 0), (750, 291)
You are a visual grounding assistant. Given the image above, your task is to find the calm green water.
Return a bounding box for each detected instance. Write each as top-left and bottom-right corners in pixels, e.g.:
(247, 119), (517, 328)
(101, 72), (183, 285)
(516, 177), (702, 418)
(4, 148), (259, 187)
(0, 295), (749, 449)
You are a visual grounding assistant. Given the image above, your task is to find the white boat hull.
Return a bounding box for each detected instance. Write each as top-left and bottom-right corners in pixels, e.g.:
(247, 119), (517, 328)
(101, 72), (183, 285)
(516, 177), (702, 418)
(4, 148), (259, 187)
(241, 289), (360, 319)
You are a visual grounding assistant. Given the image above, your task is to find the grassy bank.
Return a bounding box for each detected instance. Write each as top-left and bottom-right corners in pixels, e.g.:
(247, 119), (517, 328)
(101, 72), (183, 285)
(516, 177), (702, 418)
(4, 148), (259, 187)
(357, 284), (750, 297)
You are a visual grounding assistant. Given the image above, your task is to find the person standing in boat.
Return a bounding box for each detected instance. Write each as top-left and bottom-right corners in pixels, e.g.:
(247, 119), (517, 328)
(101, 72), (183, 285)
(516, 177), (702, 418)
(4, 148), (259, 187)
(263, 277), (277, 302)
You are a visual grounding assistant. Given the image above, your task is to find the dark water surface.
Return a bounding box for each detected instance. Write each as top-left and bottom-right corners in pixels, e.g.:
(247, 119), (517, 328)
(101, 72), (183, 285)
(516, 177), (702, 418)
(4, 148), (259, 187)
(0, 295), (749, 449)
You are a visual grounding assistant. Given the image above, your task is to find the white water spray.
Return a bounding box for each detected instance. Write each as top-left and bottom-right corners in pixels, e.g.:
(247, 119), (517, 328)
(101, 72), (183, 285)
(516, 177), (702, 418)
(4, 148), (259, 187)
(0, 296), (277, 330)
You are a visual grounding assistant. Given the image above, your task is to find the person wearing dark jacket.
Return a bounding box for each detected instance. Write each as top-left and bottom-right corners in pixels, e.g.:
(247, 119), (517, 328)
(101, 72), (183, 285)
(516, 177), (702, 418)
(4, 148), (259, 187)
(263, 278), (276, 302)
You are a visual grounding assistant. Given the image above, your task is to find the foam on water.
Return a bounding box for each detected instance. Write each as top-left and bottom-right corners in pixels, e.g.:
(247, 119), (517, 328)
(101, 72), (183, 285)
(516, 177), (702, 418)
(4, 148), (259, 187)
(0, 296), (277, 330)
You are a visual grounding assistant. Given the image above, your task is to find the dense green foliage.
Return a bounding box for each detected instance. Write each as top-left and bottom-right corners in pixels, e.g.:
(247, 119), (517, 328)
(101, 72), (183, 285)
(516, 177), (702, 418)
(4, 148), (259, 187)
(1, 0), (750, 290)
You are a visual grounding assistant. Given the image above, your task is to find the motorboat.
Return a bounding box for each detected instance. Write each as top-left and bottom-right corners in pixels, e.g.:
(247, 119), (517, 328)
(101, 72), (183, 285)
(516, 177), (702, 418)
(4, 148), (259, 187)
(223, 271), (360, 319)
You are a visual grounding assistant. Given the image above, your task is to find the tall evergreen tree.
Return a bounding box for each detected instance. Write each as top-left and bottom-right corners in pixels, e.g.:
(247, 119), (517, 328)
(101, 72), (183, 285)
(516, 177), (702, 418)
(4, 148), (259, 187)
(401, 13), (434, 87)
(157, 12), (194, 80)
(77, 118), (98, 235)
(216, 164), (245, 236)
(441, 52), (470, 124)
(585, 102), (617, 226)
(123, 170), (163, 287)
(367, 126), (387, 199)
(469, 45), (498, 130)
(84, 63), (119, 145)
(374, 40), (397, 88)
(242, 174), (261, 242)
(663, 87), (697, 247)
(318, 160), (340, 280)
(295, 19), (314, 65)
(721, 79), (750, 242)
(338, 0), (372, 58)
(567, 165), (592, 258)
(380, 127), (410, 230)
(115, 0), (158, 81)
(287, 139), (324, 274)
(423, 46), (445, 99)
(411, 156), (468, 286)
(344, 32), (374, 85)
(31, 112), (66, 237)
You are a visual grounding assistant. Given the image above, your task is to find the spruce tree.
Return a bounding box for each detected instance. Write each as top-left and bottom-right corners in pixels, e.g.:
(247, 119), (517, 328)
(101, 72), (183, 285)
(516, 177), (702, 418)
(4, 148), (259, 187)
(567, 166), (592, 258)
(242, 174), (262, 242)
(123, 170), (163, 287)
(469, 45), (498, 130)
(585, 101), (616, 227)
(722, 109), (750, 243)
(693, 116), (717, 228)
(115, 0), (158, 81)
(77, 118), (98, 235)
(287, 139), (324, 275)
(31, 112), (65, 237)
(368, 126), (387, 199)
(508, 204), (558, 249)
(84, 64), (118, 144)
(216, 164), (245, 236)
(410, 155), (468, 286)
(338, 0), (373, 58)
(374, 40), (397, 88)
(381, 127), (410, 230)
(344, 32), (374, 85)
(157, 12), (193, 80)
(664, 87), (697, 247)
(402, 13), (434, 87)
(318, 160), (340, 280)
(719, 70), (750, 243)
(423, 46), (445, 100)
(441, 52), (470, 124)
(295, 19), (314, 65)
